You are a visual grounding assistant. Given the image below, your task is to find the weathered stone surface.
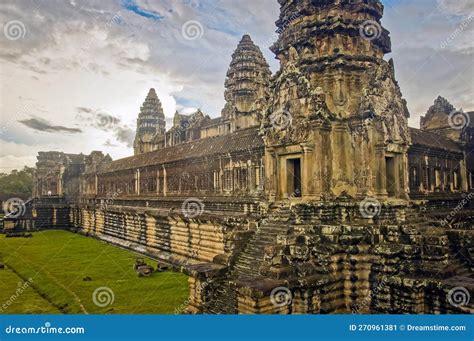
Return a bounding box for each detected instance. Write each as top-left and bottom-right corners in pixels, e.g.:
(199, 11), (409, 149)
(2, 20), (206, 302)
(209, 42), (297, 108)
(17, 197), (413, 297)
(14, 0), (473, 316)
(134, 88), (166, 155)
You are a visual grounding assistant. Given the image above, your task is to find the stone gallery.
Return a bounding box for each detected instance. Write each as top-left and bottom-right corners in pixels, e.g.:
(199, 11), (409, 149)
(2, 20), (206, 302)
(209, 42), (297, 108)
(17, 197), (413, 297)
(10, 0), (474, 314)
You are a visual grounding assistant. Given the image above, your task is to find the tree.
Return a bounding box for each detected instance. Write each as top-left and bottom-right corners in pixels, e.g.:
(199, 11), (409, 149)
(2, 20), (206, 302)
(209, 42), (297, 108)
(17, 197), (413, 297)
(0, 166), (35, 201)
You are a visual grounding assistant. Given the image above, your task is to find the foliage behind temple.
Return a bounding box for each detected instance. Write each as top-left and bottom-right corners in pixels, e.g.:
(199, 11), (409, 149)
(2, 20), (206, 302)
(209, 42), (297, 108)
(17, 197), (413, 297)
(0, 167), (34, 201)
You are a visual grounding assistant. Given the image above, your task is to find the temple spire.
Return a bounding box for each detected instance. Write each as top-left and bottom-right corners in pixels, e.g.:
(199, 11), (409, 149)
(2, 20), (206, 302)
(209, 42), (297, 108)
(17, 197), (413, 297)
(133, 88), (166, 155)
(222, 34), (271, 131)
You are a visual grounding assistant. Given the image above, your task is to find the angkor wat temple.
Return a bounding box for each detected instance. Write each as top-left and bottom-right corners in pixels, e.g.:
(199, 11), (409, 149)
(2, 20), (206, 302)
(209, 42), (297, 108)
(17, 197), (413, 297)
(9, 0), (474, 314)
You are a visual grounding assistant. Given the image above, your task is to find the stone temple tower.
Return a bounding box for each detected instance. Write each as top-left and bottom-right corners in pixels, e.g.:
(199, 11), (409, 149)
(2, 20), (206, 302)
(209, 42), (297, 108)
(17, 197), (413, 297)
(133, 88), (166, 155)
(262, 0), (410, 201)
(222, 34), (271, 132)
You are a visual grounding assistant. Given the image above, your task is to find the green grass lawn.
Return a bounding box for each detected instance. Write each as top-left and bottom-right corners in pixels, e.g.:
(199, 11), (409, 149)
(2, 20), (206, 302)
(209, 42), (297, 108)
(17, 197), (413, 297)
(0, 266), (60, 314)
(0, 230), (189, 314)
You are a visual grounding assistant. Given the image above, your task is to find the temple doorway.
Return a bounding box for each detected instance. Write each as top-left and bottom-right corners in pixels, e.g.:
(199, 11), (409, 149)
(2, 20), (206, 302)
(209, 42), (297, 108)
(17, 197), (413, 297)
(287, 158), (302, 198)
(385, 156), (396, 197)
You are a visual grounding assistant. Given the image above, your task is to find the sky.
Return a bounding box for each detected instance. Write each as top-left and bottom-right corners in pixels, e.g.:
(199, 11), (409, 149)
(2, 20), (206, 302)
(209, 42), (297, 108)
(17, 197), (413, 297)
(0, 0), (473, 172)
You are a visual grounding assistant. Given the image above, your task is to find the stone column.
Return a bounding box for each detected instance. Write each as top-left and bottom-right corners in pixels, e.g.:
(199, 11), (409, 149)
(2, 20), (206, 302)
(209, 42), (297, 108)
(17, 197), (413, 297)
(135, 169), (141, 196)
(162, 165), (167, 197)
(156, 169), (160, 195)
(392, 154), (401, 198)
(301, 142), (315, 200)
(264, 147), (277, 202)
(460, 158), (469, 192)
(331, 123), (353, 197)
(219, 157), (224, 193)
(375, 145), (388, 198)
(401, 149), (410, 199)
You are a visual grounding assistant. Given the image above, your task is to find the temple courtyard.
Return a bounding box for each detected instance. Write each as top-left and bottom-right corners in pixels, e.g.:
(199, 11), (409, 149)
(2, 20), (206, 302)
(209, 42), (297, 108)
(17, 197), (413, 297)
(0, 230), (189, 314)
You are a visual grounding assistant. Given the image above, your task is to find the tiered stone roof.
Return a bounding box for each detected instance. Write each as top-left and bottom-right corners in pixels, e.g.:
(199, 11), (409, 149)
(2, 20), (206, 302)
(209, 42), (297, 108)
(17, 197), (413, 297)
(272, 0), (391, 58)
(222, 34), (271, 117)
(409, 127), (462, 153)
(101, 127), (263, 173)
(134, 88), (166, 143)
(420, 96), (456, 130)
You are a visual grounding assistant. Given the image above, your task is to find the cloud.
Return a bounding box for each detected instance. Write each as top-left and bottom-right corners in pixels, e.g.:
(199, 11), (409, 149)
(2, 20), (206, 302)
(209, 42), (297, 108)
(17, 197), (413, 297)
(115, 126), (135, 147)
(0, 0), (472, 173)
(76, 107), (134, 147)
(437, 0), (474, 17)
(104, 139), (119, 147)
(18, 117), (82, 134)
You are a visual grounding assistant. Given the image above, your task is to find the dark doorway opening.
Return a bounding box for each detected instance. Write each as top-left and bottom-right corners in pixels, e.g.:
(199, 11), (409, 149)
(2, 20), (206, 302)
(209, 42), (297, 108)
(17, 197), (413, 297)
(287, 158), (302, 198)
(385, 157), (396, 197)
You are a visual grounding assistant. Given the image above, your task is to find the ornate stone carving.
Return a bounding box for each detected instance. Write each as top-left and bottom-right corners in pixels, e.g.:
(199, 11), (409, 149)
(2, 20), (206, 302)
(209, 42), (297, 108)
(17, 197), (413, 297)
(262, 47), (334, 146)
(133, 88), (166, 155)
(222, 34), (271, 130)
(358, 59), (410, 144)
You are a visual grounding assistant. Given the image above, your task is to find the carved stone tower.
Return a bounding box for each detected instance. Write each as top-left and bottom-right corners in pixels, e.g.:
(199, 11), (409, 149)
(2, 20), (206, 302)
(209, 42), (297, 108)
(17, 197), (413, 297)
(222, 34), (271, 132)
(420, 96), (465, 142)
(262, 0), (410, 201)
(133, 88), (166, 155)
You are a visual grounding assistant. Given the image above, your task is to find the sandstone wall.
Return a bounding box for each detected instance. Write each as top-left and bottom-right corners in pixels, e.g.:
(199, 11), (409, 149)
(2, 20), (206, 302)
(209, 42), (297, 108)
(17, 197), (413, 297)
(66, 202), (258, 268)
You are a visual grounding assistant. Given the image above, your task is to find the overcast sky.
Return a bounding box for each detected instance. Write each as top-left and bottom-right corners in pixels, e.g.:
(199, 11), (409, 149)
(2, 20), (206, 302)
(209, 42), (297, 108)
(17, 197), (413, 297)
(0, 0), (473, 172)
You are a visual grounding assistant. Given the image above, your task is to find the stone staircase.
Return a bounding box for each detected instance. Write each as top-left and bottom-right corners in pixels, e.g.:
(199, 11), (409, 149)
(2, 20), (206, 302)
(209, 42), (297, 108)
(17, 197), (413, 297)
(405, 204), (472, 265)
(231, 203), (293, 281)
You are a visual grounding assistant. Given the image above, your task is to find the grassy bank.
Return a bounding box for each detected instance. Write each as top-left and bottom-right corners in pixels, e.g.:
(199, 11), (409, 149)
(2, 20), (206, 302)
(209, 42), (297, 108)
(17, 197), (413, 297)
(0, 230), (189, 314)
